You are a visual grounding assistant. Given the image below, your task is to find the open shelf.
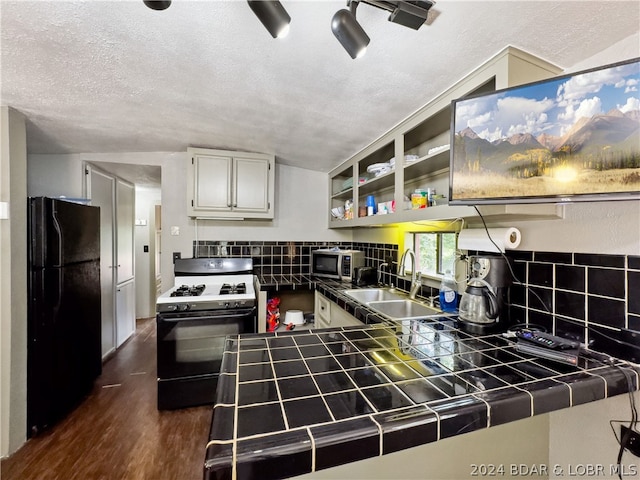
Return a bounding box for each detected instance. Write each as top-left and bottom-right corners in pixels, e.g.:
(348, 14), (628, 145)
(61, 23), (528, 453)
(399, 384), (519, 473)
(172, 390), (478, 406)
(404, 148), (450, 180)
(327, 47), (564, 229)
(358, 170), (395, 195)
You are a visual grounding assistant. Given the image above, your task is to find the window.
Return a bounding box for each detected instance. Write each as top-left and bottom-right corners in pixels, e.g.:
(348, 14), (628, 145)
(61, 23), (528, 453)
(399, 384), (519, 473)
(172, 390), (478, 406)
(413, 232), (457, 276)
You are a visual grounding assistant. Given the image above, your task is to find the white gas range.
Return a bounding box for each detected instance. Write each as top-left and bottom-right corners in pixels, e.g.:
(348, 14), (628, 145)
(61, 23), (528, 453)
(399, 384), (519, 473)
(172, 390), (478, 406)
(156, 258), (256, 313)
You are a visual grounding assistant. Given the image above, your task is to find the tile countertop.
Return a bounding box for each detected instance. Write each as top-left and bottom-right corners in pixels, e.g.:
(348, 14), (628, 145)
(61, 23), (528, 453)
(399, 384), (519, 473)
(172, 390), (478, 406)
(205, 282), (640, 480)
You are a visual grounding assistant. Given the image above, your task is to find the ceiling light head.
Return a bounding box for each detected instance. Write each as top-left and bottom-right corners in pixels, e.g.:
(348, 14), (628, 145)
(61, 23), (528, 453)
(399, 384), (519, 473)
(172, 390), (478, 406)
(331, 7), (370, 59)
(143, 0), (171, 11)
(247, 1), (292, 39)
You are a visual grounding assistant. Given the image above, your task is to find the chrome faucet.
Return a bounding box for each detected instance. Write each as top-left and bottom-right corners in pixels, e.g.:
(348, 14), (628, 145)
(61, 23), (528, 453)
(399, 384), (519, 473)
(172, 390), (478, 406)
(409, 273), (422, 300)
(398, 249), (421, 299)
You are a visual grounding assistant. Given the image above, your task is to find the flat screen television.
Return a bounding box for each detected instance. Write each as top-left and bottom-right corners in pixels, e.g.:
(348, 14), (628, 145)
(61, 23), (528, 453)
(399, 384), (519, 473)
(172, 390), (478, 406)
(449, 57), (640, 204)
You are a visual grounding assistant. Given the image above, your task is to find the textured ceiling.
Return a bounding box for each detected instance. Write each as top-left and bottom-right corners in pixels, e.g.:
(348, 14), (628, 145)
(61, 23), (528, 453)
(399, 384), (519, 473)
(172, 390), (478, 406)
(2, 0), (639, 177)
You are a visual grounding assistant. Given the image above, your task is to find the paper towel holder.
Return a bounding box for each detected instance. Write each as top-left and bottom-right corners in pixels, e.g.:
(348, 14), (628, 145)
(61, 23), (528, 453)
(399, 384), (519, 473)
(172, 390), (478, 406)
(458, 227), (522, 253)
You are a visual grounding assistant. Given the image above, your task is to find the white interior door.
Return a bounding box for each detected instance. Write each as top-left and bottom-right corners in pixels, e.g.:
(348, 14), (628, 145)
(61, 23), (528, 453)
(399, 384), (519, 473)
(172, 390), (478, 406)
(116, 179), (134, 283)
(116, 179), (135, 346)
(87, 167), (116, 358)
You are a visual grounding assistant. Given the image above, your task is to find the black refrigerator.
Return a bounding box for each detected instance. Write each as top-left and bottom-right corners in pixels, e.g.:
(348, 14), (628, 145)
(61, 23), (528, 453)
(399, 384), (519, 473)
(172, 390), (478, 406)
(27, 197), (102, 437)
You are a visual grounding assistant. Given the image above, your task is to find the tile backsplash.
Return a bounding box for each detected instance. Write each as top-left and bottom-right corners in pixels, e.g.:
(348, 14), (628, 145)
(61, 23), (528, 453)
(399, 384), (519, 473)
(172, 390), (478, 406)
(192, 240), (638, 360)
(192, 240), (398, 278)
(504, 250), (639, 361)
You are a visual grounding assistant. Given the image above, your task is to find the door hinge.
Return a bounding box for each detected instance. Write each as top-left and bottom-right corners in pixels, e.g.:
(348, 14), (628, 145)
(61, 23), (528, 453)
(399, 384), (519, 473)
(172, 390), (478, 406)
(191, 200), (194, 207)
(192, 157), (194, 164)
(85, 168), (89, 175)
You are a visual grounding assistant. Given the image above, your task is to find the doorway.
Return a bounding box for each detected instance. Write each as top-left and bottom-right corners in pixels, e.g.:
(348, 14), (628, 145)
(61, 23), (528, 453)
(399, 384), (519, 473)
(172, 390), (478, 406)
(85, 162), (161, 358)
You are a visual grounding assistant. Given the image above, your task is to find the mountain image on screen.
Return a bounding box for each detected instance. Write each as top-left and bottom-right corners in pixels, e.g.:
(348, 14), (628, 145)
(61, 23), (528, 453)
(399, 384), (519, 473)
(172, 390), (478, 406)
(450, 57), (640, 202)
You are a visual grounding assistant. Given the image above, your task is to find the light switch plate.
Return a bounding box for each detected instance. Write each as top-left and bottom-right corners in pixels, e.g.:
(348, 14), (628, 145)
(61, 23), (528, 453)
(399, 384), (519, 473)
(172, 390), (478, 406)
(0, 202), (8, 220)
(170, 226), (180, 236)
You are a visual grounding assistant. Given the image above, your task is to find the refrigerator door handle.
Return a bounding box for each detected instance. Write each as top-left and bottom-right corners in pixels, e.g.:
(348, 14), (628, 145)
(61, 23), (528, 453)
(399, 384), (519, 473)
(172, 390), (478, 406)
(53, 269), (63, 316)
(51, 209), (63, 267)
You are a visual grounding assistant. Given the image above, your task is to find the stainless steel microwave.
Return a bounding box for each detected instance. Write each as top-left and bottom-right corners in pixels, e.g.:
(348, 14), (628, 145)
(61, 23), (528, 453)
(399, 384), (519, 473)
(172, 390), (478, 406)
(311, 249), (365, 281)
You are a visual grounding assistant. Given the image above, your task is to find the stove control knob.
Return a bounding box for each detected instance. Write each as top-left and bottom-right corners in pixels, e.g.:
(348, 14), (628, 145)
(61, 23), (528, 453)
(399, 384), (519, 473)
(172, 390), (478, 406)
(224, 302), (230, 309)
(234, 302), (240, 308)
(177, 304), (190, 312)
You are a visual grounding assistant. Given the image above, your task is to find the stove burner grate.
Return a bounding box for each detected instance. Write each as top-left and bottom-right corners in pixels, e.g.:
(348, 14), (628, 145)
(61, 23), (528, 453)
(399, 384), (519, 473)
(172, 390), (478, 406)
(219, 283), (246, 295)
(170, 284), (206, 297)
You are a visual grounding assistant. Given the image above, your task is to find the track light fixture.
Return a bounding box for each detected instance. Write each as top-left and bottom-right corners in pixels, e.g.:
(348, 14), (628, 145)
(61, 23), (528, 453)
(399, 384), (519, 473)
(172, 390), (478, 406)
(332, 0), (435, 59)
(331, 1), (370, 59)
(247, 0), (291, 39)
(141, 0), (435, 58)
(143, 0), (171, 11)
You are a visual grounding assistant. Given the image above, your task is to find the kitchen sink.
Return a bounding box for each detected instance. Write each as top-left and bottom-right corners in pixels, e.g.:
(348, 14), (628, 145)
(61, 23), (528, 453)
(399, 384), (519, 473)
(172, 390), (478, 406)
(367, 300), (441, 319)
(343, 288), (407, 303)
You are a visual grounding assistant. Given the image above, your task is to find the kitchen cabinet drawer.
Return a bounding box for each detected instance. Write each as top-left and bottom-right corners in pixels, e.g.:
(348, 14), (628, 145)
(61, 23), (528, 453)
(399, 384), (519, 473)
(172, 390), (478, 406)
(187, 147), (275, 219)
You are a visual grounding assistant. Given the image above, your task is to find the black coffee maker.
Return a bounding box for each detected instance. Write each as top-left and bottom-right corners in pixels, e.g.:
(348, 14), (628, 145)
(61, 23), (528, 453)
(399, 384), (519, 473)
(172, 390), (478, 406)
(458, 255), (512, 332)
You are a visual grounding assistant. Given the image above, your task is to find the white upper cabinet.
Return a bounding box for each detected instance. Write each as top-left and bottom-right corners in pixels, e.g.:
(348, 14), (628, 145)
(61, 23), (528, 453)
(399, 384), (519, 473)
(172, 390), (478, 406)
(187, 147), (275, 219)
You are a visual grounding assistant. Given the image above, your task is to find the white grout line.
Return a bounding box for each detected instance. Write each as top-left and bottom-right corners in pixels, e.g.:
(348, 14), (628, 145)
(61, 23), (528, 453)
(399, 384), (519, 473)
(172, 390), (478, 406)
(265, 338), (290, 430)
(232, 334), (241, 480)
(306, 426), (317, 472)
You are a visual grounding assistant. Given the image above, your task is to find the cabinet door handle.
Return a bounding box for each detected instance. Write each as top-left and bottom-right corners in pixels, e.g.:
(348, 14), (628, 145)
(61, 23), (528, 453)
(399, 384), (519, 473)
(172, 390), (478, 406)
(227, 162), (233, 209)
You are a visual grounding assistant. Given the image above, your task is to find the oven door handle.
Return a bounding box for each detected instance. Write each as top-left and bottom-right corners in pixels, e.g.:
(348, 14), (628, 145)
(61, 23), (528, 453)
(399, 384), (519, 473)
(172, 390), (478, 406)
(159, 307), (257, 322)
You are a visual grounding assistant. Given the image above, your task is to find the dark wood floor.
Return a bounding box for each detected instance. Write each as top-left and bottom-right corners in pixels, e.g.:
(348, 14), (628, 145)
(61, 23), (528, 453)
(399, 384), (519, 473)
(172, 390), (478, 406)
(1, 318), (212, 480)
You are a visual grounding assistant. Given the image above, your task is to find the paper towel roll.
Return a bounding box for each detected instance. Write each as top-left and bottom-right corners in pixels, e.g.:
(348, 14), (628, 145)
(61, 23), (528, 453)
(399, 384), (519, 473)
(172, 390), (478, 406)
(458, 227), (521, 253)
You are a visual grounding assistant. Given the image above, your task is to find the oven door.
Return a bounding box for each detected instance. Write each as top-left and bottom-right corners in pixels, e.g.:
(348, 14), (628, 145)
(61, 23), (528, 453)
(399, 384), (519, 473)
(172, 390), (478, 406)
(157, 307), (256, 380)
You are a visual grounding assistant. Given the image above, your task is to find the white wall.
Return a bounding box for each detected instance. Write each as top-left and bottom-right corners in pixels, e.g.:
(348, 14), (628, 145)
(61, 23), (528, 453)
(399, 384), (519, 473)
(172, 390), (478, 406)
(296, 414), (549, 479)
(134, 186), (161, 318)
(27, 154), (84, 199)
(0, 107), (28, 457)
(549, 394), (637, 477)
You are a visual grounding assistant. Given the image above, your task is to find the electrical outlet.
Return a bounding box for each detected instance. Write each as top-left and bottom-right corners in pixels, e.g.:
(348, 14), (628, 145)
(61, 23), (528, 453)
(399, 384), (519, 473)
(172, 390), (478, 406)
(621, 425), (640, 457)
(173, 252), (181, 263)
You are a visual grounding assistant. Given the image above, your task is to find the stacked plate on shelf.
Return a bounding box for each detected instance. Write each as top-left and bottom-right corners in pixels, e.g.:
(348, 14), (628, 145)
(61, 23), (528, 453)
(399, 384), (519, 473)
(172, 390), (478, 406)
(367, 162), (393, 177)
